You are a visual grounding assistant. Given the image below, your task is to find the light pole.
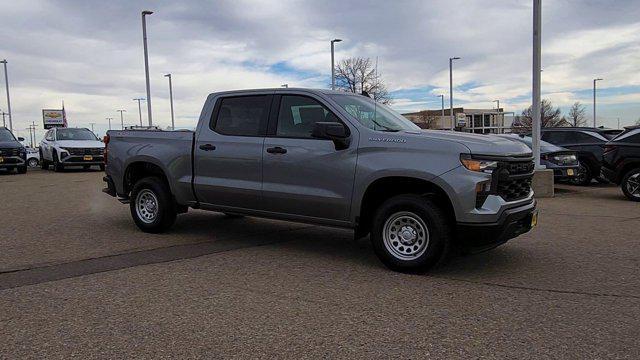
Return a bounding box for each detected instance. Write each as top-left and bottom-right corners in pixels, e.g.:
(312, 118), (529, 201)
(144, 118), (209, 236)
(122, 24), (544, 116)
(437, 94), (444, 127)
(142, 10), (154, 126)
(0, 60), (12, 132)
(449, 56), (460, 130)
(331, 39), (342, 90)
(593, 78), (603, 128)
(1, 110), (5, 127)
(106, 117), (113, 130)
(133, 98), (145, 126)
(532, 0), (542, 168)
(164, 74), (175, 130)
(281, 84), (288, 88)
(89, 122), (95, 133)
(117, 109), (126, 130)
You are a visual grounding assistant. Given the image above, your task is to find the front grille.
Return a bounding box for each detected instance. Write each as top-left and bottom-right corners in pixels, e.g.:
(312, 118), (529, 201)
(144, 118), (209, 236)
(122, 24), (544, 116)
(67, 148), (103, 156)
(0, 148), (19, 156)
(494, 159), (534, 202)
(66, 156), (104, 162)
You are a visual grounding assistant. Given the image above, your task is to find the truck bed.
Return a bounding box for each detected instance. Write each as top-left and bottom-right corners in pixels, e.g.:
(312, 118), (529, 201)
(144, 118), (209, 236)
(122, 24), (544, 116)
(106, 129), (195, 204)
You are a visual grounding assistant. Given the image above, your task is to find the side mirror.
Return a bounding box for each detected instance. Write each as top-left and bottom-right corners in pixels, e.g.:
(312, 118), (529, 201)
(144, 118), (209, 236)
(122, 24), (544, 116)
(18, 137), (25, 141)
(312, 122), (350, 150)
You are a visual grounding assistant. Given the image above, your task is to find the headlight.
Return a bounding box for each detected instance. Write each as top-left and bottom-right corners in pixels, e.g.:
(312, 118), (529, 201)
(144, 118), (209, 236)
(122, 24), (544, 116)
(552, 154), (577, 163)
(460, 154), (498, 173)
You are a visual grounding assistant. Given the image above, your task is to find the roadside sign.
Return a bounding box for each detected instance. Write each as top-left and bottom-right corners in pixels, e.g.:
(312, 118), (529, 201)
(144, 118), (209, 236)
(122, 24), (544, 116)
(456, 113), (467, 127)
(42, 109), (66, 129)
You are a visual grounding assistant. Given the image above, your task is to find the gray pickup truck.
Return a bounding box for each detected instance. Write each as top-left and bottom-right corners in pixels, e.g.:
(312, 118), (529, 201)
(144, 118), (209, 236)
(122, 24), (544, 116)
(103, 88), (537, 272)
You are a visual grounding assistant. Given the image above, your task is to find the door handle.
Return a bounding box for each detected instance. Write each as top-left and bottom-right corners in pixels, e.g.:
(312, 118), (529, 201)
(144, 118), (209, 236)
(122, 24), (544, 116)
(199, 144), (216, 151)
(266, 146), (287, 154)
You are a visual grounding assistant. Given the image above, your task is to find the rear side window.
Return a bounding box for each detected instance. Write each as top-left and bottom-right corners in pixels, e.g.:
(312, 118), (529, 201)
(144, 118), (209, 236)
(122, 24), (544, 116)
(541, 131), (567, 144)
(276, 95), (339, 138)
(569, 131), (601, 144)
(213, 95), (270, 136)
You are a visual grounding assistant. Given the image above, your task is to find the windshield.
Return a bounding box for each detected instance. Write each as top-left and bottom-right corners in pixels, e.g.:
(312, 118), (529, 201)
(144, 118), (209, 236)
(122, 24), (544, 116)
(329, 94), (420, 132)
(56, 128), (98, 141)
(0, 128), (17, 142)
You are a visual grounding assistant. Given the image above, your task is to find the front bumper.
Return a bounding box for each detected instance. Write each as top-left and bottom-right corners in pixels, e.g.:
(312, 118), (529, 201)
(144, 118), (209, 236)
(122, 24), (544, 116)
(60, 155), (104, 165)
(457, 200), (537, 253)
(0, 156), (26, 169)
(550, 165), (579, 179)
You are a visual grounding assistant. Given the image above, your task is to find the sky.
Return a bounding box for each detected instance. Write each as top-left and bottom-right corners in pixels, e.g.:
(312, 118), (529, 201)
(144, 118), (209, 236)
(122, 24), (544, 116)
(0, 0), (639, 140)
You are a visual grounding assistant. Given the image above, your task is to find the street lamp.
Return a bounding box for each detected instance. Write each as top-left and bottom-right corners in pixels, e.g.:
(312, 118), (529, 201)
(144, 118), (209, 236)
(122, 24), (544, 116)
(331, 39), (342, 90)
(0, 60), (12, 132)
(133, 98), (145, 126)
(164, 74), (175, 130)
(106, 117), (113, 130)
(117, 109), (126, 130)
(593, 78), (603, 128)
(449, 56), (461, 130)
(142, 10), (154, 126)
(532, 0), (542, 168)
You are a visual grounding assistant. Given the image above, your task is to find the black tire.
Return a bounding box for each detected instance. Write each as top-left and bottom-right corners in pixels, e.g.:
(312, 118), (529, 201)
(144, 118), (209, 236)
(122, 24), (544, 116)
(40, 152), (49, 170)
(17, 166), (27, 174)
(52, 152), (64, 172)
(621, 168), (640, 202)
(99, 164), (105, 171)
(370, 194), (452, 273)
(28, 158), (39, 168)
(129, 177), (177, 233)
(571, 162), (592, 186)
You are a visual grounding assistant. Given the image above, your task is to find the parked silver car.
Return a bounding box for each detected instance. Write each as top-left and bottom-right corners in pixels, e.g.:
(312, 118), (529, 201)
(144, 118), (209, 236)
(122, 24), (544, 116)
(39, 127), (105, 172)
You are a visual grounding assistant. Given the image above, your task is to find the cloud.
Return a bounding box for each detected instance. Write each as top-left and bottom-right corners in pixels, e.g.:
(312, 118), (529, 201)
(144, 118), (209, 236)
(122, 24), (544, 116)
(0, 0), (639, 138)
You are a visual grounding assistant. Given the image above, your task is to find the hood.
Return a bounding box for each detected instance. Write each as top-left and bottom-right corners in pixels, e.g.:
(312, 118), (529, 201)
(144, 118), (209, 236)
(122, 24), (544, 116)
(411, 130), (532, 156)
(0, 140), (23, 149)
(55, 140), (104, 148)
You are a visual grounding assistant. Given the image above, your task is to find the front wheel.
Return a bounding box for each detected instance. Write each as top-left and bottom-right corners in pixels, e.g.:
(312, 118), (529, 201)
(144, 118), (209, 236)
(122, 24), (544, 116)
(621, 168), (640, 202)
(571, 163), (592, 186)
(28, 158), (39, 168)
(370, 194), (452, 273)
(129, 177), (177, 233)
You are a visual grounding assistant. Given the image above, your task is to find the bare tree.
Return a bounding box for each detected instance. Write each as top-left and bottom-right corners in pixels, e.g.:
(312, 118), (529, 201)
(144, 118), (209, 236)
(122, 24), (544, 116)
(415, 111), (439, 129)
(568, 101), (587, 127)
(334, 57), (392, 104)
(512, 99), (566, 132)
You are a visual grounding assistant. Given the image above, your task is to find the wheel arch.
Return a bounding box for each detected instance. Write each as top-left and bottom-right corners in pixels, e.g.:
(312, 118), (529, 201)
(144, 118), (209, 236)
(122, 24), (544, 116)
(355, 175), (456, 237)
(123, 159), (173, 196)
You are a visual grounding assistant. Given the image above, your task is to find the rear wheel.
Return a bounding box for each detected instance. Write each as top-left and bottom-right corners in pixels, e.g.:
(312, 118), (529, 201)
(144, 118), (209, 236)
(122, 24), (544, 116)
(129, 177), (177, 233)
(28, 158), (39, 167)
(621, 168), (640, 202)
(370, 194), (452, 273)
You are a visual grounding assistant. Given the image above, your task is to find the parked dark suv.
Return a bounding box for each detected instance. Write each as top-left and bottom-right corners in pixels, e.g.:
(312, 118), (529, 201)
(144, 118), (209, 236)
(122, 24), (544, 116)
(541, 127), (618, 185)
(0, 127), (27, 174)
(601, 126), (640, 201)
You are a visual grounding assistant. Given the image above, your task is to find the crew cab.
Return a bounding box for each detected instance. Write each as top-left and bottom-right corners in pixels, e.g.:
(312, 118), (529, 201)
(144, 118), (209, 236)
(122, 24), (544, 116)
(103, 88), (537, 272)
(39, 127), (105, 171)
(0, 126), (27, 174)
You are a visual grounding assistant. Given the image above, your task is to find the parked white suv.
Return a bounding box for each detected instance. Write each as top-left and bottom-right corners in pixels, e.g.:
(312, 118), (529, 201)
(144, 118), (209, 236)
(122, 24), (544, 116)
(40, 127), (105, 171)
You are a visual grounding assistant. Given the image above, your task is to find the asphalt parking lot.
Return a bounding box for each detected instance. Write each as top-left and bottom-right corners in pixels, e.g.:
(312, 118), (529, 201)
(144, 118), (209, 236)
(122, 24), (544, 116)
(1, 168), (639, 358)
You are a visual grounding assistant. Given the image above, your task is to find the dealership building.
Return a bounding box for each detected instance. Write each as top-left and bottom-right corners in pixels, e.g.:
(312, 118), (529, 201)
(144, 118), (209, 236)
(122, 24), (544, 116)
(402, 107), (515, 134)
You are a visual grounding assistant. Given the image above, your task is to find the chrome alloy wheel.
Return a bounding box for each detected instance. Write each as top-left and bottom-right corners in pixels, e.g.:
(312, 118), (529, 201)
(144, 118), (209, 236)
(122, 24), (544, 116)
(626, 173), (640, 198)
(382, 211), (429, 260)
(136, 189), (159, 224)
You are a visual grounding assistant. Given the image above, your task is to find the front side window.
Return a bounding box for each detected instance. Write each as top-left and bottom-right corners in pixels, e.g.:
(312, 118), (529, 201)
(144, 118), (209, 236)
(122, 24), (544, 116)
(213, 95), (270, 136)
(276, 95), (339, 138)
(0, 128), (16, 142)
(329, 94), (420, 132)
(56, 128), (98, 141)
